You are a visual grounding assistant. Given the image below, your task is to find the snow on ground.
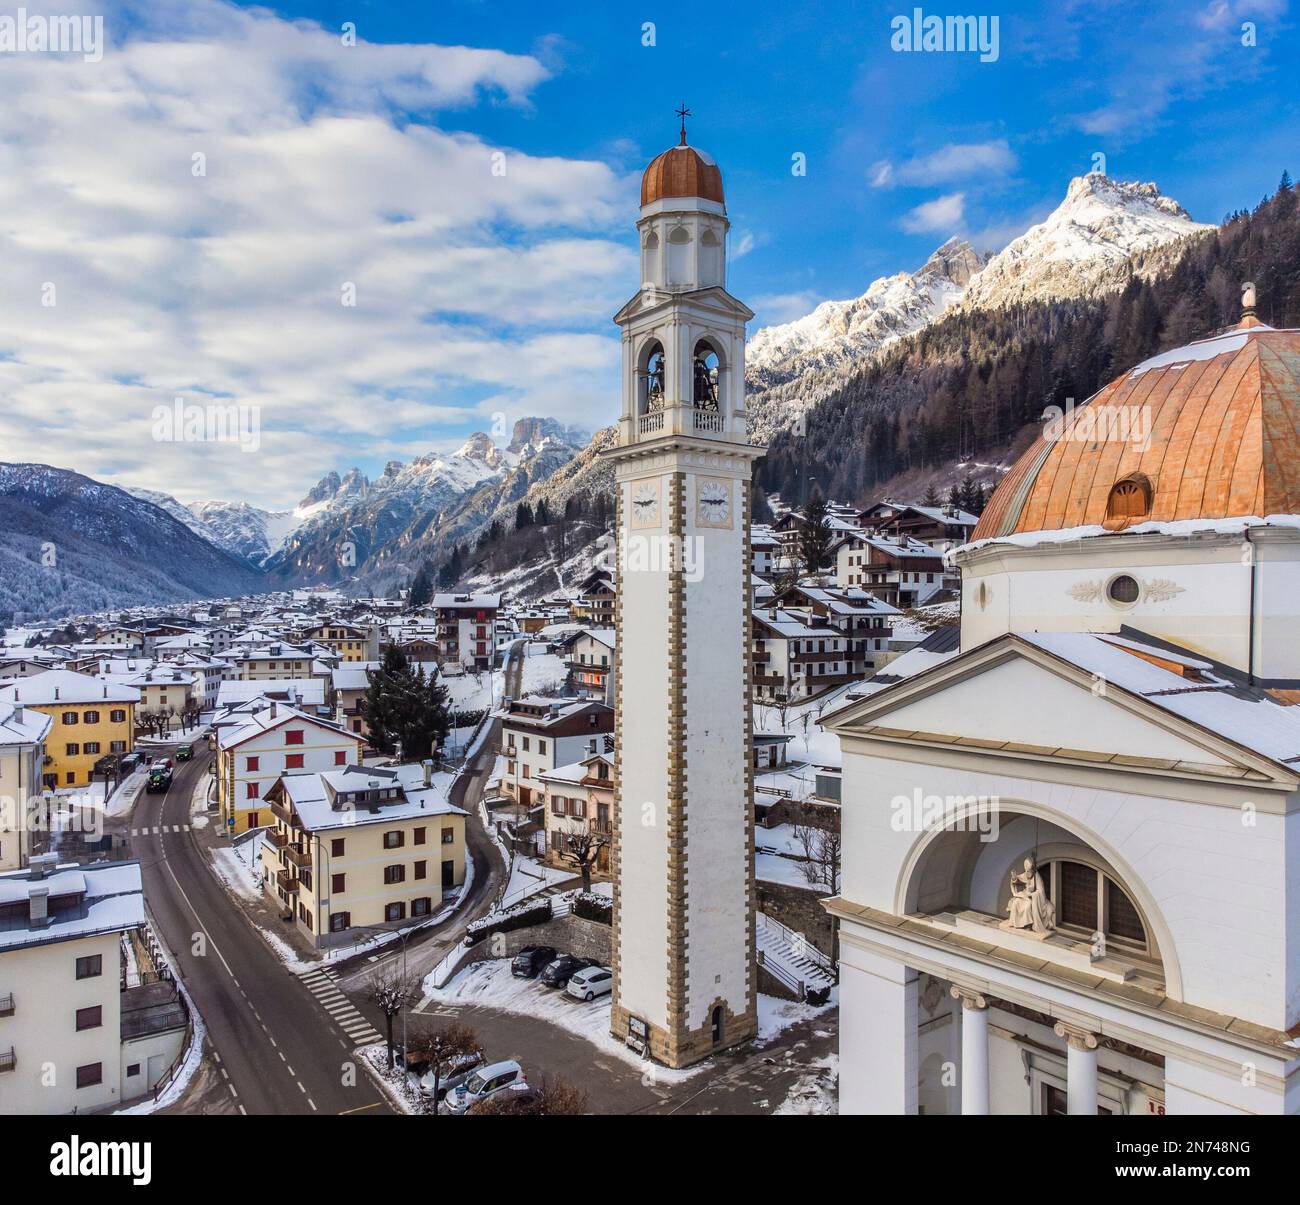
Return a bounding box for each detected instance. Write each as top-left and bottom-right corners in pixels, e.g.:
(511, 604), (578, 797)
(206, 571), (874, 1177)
(498, 855), (574, 908)
(519, 644), (567, 695)
(756, 988), (838, 1042)
(210, 830), (264, 902)
(773, 1053), (838, 1115)
(423, 958), (706, 1083)
(442, 669), (495, 713)
(757, 851), (820, 889)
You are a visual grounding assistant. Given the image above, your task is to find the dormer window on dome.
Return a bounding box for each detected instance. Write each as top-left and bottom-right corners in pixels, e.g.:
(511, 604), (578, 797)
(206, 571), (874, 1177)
(1105, 474), (1153, 529)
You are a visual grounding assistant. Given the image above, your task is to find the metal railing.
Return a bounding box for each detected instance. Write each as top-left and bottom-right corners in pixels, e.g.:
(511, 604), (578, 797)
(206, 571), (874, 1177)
(0, 993), (12, 1017)
(0, 1048), (14, 1073)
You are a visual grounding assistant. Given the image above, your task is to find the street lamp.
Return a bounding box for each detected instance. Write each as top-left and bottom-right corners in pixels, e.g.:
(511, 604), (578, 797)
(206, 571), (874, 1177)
(344, 922), (415, 1072)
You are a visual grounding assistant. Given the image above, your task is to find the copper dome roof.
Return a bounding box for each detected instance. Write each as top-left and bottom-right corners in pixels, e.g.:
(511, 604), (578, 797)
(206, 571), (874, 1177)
(641, 142), (725, 208)
(973, 321), (1300, 541)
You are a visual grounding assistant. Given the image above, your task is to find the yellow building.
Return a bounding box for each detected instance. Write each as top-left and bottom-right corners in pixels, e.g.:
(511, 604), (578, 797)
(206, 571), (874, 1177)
(0, 702), (53, 871)
(0, 670), (137, 789)
(261, 762), (467, 946)
(303, 622), (376, 663)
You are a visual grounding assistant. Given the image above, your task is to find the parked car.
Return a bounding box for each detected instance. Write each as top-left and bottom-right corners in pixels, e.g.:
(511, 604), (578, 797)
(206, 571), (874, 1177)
(566, 965), (613, 1002)
(414, 1050), (485, 1101)
(441, 1059), (524, 1115)
(467, 1081), (539, 1115)
(510, 945), (556, 978)
(540, 954), (595, 989)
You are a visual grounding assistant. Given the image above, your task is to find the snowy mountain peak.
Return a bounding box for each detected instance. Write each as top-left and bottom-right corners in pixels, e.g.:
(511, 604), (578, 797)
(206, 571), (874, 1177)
(455, 432), (504, 467)
(298, 471), (341, 511)
(744, 238), (987, 442)
(960, 174), (1211, 310)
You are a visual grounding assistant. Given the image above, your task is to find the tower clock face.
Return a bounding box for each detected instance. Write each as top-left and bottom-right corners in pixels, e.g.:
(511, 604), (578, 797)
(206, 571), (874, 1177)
(630, 480), (661, 528)
(696, 477), (732, 528)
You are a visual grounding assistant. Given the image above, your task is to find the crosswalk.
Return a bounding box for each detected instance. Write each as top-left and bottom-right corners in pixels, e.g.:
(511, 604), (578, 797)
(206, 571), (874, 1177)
(130, 824), (192, 836)
(296, 967), (384, 1047)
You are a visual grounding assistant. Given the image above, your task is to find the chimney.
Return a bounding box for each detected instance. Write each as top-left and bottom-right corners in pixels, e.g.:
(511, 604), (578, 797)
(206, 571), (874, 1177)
(12, 704), (22, 723)
(28, 883), (50, 928)
(28, 853), (58, 880)
(270, 702), (278, 719)
(422, 758), (433, 787)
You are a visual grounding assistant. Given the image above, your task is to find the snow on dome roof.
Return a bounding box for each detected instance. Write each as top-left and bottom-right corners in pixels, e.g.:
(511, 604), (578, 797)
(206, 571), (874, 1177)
(973, 319), (1300, 542)
(641, 143), (725, 207)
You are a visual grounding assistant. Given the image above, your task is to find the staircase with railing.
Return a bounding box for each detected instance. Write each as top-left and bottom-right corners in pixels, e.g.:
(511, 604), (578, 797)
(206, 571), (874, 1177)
(755, 912), (836, 1002)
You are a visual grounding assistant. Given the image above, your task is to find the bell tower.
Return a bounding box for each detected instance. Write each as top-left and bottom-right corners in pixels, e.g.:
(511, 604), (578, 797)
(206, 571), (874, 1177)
(606, 115), (764, 1068)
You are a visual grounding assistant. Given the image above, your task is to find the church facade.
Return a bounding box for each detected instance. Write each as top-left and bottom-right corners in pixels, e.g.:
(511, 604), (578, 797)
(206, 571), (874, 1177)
(605, 128), (763, 1067)
(826, 308), (1300, 1114)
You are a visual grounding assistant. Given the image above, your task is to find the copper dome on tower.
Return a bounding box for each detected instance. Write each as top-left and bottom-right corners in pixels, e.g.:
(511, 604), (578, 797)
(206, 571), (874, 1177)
(973, 317), (1300, 541)
(641, 142), (725, 208)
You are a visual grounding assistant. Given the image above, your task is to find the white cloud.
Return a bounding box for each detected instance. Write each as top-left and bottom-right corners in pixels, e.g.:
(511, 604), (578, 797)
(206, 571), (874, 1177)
(899, 192), (966, 234)
(872, 141), (1017, 188)
(0, 0), (636, 508)
(750, 290), (823, 327)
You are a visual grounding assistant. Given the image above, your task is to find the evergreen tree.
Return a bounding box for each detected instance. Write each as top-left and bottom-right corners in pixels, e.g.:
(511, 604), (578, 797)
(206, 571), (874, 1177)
(407, 562), (434, 610)
(799, 490), (833, 575)
(359, 645), (452, 760)
(515, 501), (534, 529)
(921, 482), (940, 507)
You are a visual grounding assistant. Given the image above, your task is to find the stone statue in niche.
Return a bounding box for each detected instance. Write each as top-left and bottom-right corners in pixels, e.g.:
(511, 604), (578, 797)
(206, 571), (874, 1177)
(1001, 858), (1056, 934)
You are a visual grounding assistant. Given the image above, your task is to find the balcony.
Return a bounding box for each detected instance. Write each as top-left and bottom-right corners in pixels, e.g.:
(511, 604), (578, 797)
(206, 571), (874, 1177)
(276, 869), (300, 894)
(270, 800), (298, 827)
(693, 408), (724, 434)
(265, 828), (288, 850)
(638, 411), (664, 435)
(0, 1048), (14, 1073)
(0, 994), (12, 1018)
(285, 844), (313, 869)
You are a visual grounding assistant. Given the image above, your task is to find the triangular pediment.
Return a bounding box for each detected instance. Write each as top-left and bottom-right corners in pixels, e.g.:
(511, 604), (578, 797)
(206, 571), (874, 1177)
(613, 285), (754, 325)
(826, 635), (1292, 785)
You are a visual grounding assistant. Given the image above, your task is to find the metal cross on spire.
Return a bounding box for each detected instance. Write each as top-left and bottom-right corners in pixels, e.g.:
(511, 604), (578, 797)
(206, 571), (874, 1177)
(675, 102), (691, 145)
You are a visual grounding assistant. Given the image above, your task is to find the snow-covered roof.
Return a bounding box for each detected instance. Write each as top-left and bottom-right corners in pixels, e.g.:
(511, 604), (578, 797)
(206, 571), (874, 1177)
(215, 679), (326, 708)
(958, 514), (1300, 557)
(0, 861), (144, 953)
(277, 764), (467, 832)
(0, 700), (53, 745)
(331, 664), (380, 691)
(752, 608), (842, 640)
(217, 703), (353, 750)
(0, 669), (140, 706)
(1023, 631), (1300, 767)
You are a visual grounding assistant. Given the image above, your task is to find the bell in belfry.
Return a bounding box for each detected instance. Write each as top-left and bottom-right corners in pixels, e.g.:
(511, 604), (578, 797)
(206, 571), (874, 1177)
(693, 353), (718, 409)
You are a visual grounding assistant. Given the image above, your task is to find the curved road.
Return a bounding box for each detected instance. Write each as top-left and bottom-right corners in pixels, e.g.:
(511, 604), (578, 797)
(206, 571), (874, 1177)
(129, 641), (525, 1114)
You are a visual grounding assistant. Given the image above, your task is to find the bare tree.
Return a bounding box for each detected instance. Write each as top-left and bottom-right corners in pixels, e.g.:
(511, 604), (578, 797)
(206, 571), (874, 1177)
(365, 965), (419, 1068)
(471, 1075), (589, 1116)
(794, 820), (841, 895)
(561, 828), (608, 893)
(406, 1021), (482, 1110)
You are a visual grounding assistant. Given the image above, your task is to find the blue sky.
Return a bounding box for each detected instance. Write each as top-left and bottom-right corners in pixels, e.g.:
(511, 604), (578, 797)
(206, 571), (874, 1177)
(1, 0), (1295, 508)
(254, 0), (1298, 318)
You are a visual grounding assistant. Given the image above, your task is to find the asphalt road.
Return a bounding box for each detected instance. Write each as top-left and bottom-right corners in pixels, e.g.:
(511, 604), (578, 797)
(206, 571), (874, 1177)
(130, 747), (394, 1115)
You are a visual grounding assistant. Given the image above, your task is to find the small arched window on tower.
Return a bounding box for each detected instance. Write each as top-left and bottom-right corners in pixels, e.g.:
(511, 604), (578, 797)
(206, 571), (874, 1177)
(699, 225), (723, 285)
(667, 223), (692, 286)
(692, 339), (721, 411)
(641, 230), (660, 284)
(640, 340), (666, 414)
(1104, 474), (1153, 530)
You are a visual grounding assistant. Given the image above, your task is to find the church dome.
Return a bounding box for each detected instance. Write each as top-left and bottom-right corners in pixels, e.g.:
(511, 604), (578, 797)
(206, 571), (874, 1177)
(973, 319), (1300, 541)
(641, 142), (725, 208)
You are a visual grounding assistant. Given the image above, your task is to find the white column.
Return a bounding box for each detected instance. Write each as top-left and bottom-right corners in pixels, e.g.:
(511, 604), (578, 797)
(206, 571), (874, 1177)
(1054, 1021), (1099, 1115)
(951, 985), (990, 1115)
(839, 946), (918, 1114)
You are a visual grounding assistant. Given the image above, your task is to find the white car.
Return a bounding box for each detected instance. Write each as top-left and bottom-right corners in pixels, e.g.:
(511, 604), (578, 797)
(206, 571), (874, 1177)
(441, 1059), (524, 1115)
(566, 965), (613, 1002)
